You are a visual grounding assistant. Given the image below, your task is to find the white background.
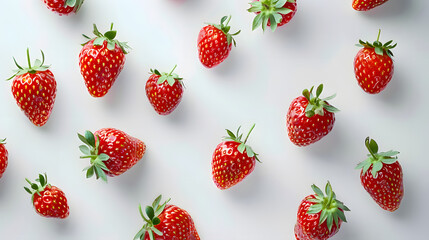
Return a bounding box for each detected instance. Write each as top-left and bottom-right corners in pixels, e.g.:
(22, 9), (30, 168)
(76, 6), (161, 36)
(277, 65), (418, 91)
(0, 0), (427, 239)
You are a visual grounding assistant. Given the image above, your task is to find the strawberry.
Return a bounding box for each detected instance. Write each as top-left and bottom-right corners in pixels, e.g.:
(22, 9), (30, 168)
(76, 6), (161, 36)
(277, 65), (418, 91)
(354, 30), (396, 94)
(286, 84), (339, 147)
(197, 16), (240, 68)
(248, 0), (297, 32)
(24, 173), (70, 219)
(356, 137), (404, 211)
(8, 49), (57, 127)
(146, 65), (184, 115)
(134, 195), (200, 240)
(78, 128), (146, 182)
(295, 182), (350, 240)
(0, 139), (8, 179)
(79, 23), (130, 97)
(212, 124), (260, 190)
(352, 0), (390, 11)
(42, 0), (84, 15)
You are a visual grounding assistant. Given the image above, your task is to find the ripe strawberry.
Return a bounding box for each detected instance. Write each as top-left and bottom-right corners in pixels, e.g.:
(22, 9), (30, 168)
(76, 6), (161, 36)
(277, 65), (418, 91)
(8, 49), (57, 127)
(79, 23), (130, 97)
(286, 84), (339, 147)
(42, 0), (84, 15)
(295, 182), (350, 240)
(146, 65), (184, 115)
(78, 128), (146, 182)
(352, 0), (390, 11)
(24, 173), (70, 219)
(0, 139), (8, 179)
(354, 30), (396, 94)
(356, 137), (404, 211)
(212, 124), (260, 190)
(134, 195), (200, 240)
(248, 0), (297, 32)
(197, 16), (240, 68)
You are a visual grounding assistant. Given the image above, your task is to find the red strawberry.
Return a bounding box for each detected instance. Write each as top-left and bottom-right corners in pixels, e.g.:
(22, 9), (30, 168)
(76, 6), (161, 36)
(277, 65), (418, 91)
(286, 84), (339, 147)
(352, 0), (390, 11)
(197, 16), (240, 68)
(356, 137), (404, 211)
(78, 128), (146, 182)
(24, 173), (70, 219)
(248, 0), (297, 32)
(79, 23), (130, 97)
(212, 124), (260, 190)
(0, 139), (8, 179)
(354, 30), (396, 94)
(42, 0), (84, 15)
(8, 49), (57, 127)
(295, 182), (350, 240)
(146, 65), (184, 115)
(134, 195), (200, 240)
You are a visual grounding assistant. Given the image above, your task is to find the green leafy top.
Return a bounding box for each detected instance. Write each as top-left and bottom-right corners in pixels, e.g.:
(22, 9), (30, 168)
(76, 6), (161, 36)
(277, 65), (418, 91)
(150, 65), (183, 87)
(356, 29), (397, 58)
(356, 137), (399, 178)
(307, 182), (350, 232)
(248, 0), (295, 32)
(302, 84), (339, 118)
(78, 130), (110, 182)
(207, 16), (241, 47)
(82, 23), (131, 54)
(65, 0), (85, 13)
(7, 49), (50, 80)
(134, 195), (170, 240)
(223, 124), (260, 162)
(24, 173), (51, 202)
(0, 138), (6, 145)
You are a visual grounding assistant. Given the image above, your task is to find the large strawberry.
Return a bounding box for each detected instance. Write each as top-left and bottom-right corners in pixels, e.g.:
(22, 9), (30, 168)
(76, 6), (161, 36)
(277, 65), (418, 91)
(24, 173), (70, 219)
(286, 84), (339, 147)
(352, 0), (390, 11)
(78, 128), (146, 182)
(295, 182), (350, 240)
(248, 0), (297, 32)
(197, 16), (240, 68)
(79, 23), (130, 97)
(356, 137), (404, 211)
(354, 30), (396, 94)
(0, 139), (8, 179)
(212, 124), (260, 190)
(42, 0), (84, 15)
(8, 49), (57, 127)
(146, 65), (184, 115)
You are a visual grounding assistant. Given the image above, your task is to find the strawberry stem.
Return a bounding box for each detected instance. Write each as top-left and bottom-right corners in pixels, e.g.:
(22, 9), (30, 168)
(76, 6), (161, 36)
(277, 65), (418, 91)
(225, 15), (232, 26)
(168, 65), (177, 76)
(26, 48), (32, 69)
(377, 29), (381, 42)
(243, 124), (256, 144)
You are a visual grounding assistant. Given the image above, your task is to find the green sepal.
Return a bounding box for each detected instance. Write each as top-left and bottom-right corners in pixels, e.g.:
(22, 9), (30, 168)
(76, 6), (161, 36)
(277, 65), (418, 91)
(7, 49), (51, 81)
(24, 173), (51, 202)
(134, 195), (171, 240)
(150, 65), (183, 87)
(0, 138), (6, 145)
(357, 29), (396, 58)
(248, 0), (294, 32)
(81, 23), (131, 54)
(207, 16), (240, 47)
(222, 124), (261, 162)
(302, 84), (339, 118)
(65, 0), (84, 13)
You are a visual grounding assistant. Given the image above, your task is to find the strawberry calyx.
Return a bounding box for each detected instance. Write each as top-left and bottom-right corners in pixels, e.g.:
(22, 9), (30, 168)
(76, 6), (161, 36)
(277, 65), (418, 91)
(356, 29), (397, 58)
(150, 65), (183, 87)
(248, 0), (295, 32)
(0, 138), (6, 145)
(207, 16), (241, 47)
(223, 124), (260, 162)
(82, 23), (131, 54)
(302, 84), (339, 118)
(7, 48), (50, 80)
(134, 195), (171, 240)
(24, 173), (50, 202)
(65, 0), (85, 13)
(307, 182), (350, 232)
(356, 137), (399, 178)
(78, 130), (110, 182)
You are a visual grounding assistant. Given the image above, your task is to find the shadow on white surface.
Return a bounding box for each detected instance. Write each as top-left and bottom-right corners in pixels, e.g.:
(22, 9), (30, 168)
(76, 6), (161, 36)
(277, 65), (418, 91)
(358, 0), (414, 18)
(222, 165), (263, 199)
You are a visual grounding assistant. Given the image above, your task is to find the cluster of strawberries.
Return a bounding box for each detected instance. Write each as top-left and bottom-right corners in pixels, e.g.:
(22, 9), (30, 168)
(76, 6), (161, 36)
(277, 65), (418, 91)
(0, 0), (402, 239)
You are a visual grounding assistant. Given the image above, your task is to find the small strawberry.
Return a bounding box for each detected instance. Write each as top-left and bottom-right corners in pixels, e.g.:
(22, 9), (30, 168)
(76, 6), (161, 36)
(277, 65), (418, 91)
(248, 0), (297, 32)
(134, 195), (200, 240)
(286, 84), (339, 147)
(197, 16), (240, 68)
(354, 30), (396, 94)
(352, 0), (390, 11)
(212, 124), (260, 190)
(0, 138), (8, 179)
(24, 173), (70, 219)
(146, 65), (184, 115)
(8, 49), (57, 127)
(79, 23), (130, 97)
(42, 0), (85, 15)
(356, 137), (404, 211)
(295, 182), (350, 240)
(78, 128), (146, 182)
